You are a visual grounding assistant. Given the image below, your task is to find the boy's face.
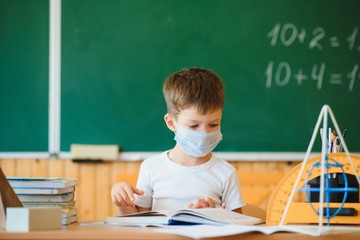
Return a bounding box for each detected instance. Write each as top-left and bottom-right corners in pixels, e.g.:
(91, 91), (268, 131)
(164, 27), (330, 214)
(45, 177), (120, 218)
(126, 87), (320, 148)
(165, 106), (222, 133)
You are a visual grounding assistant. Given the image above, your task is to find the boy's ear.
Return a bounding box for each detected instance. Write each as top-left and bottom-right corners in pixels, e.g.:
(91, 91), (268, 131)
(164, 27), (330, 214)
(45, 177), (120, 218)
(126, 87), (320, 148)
(164, 113), (176, 132)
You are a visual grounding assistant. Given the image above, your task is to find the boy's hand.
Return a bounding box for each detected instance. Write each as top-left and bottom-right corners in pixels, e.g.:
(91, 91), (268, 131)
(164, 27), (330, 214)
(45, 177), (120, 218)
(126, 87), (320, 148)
(111, 182), (144, 207)
(188, 197), (226, 209)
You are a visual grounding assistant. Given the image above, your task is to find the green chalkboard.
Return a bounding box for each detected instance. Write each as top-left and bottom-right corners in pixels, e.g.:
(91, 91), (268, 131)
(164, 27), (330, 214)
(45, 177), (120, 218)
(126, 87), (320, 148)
(0, 0), (49, 152)
(2, 0), (360, 153)
(61, 0), (360, 152)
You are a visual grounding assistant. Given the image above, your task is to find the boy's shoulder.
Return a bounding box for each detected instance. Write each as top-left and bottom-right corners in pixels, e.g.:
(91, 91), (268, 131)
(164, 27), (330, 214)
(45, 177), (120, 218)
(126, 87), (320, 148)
(211, 154), (236, 171)
(141, 151), (167, 166)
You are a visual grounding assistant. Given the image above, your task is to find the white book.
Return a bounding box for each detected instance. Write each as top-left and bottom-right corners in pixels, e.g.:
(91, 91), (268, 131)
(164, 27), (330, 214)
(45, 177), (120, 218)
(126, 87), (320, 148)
(14, 186), (75, 195)
(105, 208), (263, 226)
(6, 207), (61, 232)
(62, 208), (78, 218)
(18, 192), (74, 203)
(22, 200), (76, 209)
(62, 215), (78, 225)
(8, 177), (77, 189)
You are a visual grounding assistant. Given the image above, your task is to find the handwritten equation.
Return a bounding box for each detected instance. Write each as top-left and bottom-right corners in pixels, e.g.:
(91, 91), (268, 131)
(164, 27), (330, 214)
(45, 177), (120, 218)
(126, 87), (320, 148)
(265, 23), (359, 91)
(265, 62), (358, 91)
(267, 23), (360, 51)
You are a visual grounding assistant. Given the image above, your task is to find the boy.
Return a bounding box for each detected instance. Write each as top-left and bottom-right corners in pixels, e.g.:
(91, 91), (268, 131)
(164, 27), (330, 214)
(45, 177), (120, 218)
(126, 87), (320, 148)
(111, 68), (245, 215)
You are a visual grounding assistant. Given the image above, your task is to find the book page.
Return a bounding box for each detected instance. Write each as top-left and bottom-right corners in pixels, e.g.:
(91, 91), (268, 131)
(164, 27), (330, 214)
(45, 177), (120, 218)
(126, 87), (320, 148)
(172, 208), (263, 225)
(155, 224), (360, 238)
(106, 208), (263, 226)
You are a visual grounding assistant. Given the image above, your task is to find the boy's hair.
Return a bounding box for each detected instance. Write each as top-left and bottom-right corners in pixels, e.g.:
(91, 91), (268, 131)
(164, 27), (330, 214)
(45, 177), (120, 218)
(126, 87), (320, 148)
(163, 68), (224, 118)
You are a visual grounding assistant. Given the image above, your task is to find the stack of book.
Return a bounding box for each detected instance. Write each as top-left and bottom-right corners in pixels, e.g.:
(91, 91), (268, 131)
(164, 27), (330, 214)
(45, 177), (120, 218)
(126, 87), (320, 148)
(7, 177), (78, 225)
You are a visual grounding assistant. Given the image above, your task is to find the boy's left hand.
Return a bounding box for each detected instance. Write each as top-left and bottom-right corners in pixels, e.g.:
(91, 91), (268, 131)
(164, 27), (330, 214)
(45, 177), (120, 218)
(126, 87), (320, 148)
(188, 197), (226, 209)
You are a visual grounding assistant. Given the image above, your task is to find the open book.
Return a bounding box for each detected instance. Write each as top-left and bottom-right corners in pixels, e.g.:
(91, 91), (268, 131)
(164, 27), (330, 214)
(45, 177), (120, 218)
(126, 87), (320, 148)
(105, 208), (263, 226)
(155, 224), (360, 238)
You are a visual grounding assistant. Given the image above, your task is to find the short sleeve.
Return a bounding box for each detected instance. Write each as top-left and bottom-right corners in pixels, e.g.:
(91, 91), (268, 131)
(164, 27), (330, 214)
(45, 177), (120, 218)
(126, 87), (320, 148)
(222, 170), (245, 210)
(134, 161), (153, 208)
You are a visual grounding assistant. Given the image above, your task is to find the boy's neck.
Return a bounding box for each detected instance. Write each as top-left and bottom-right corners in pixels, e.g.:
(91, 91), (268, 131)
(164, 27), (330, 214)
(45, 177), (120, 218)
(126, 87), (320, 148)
(167, 145), (212, 167)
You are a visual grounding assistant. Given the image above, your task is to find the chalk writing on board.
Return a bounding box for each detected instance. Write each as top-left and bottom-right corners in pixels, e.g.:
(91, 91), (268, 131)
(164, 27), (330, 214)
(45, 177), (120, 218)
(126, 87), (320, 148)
(267, 23), (360, 51)
(265, 23), (359, 92)
(265, 62), (358, 92)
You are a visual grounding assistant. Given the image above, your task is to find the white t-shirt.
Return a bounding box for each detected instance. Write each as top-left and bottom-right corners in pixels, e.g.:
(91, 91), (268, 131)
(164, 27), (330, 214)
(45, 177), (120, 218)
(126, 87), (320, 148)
(135, 151), (245, 211)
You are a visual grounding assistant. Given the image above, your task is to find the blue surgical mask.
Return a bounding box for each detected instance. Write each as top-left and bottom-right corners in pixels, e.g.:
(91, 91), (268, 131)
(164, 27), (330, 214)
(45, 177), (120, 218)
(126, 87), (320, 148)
(174, 126), (222, 157)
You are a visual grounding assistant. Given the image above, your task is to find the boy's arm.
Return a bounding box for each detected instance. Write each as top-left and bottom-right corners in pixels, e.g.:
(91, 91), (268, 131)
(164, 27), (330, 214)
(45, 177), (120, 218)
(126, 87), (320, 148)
(115, 205), (151, 215)
(111, 182), (148, 215)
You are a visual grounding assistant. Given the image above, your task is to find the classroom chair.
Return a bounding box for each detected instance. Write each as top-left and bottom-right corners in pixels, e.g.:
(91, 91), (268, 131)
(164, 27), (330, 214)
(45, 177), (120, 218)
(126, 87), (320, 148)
(238, 172), (284, 209)
(242, 204), (266, 222)
(115, 173), (138, 186)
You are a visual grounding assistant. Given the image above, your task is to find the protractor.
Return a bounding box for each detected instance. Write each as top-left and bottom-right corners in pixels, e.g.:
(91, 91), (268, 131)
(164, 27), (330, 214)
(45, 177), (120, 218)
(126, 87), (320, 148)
(266, 153), (360, 225)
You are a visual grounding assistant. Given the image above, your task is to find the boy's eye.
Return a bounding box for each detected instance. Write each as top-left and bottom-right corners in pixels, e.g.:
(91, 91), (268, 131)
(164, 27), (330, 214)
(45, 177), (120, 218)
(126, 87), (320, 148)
(189, 125), (198, 129)
(210, 123), (219, 128)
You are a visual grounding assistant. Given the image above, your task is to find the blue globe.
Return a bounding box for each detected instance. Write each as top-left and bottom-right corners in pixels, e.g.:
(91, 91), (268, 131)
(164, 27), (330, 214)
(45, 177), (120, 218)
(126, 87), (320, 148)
(298, 158), (358, 225)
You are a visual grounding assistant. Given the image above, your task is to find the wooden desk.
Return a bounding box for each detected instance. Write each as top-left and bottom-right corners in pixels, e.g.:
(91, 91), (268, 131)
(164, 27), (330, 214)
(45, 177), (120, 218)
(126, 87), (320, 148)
(0, 223), (359, 240)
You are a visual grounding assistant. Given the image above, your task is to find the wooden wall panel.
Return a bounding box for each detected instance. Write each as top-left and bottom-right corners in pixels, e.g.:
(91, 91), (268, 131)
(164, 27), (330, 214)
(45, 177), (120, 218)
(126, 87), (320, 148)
(15, 159), (33, 177)
(48, 159), (65, 177)
(0, 159), (17, 176)
(78, 164), (96, 220)
(95, 162), (112, 220)
(0, 158), (299, 221)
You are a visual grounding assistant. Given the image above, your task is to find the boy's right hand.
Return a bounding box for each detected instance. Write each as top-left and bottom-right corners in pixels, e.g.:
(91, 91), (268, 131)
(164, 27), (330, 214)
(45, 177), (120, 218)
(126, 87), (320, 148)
(111, 182), (144, 207)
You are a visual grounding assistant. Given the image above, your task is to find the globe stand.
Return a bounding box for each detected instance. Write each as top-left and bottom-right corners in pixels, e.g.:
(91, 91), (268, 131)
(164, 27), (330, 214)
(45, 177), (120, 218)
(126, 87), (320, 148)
(279, 105), (360, 234)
